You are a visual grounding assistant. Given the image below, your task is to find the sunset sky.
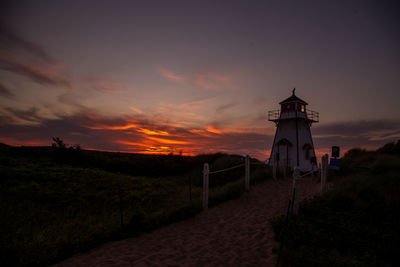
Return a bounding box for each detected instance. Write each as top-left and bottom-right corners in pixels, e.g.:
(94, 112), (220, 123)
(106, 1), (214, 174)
(0, 0), (399, 159)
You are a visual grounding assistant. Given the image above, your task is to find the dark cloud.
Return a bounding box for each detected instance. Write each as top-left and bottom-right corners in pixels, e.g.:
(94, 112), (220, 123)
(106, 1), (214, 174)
(2, 106), (43, 125)
(0, 22), (55, 63)
(0, 82), (14, 99)
(313, 120), (400, 137)
(0, 22), (70, 88)
(0, 57), (70, 88)
(312, 120), (400, 152)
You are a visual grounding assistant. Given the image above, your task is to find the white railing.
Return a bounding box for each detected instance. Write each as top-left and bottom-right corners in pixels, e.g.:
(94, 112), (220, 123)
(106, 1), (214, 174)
(268, 109), (319, 122)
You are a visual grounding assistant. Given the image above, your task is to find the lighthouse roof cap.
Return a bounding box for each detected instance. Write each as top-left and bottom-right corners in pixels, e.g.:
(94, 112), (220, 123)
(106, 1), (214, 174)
(279, 89), (308, 105)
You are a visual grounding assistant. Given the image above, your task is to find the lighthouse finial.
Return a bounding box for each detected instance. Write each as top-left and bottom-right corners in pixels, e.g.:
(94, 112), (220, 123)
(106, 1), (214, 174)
(292, 88), (296, 95)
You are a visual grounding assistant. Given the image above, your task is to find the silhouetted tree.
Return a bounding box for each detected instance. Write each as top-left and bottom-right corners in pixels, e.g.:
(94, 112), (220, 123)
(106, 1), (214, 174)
(52, 137), (67, 150)
(51, 137), (82, 163)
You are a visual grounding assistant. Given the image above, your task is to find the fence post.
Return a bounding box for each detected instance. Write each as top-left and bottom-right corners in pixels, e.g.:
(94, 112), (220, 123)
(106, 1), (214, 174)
(203, 163), (209, 210)
(189, 175), (192, 205)
(292, 167), (300, 215)
(118, 184), (124, 230)
(245, 155), (250, 191)
(321, 154), (328, 193)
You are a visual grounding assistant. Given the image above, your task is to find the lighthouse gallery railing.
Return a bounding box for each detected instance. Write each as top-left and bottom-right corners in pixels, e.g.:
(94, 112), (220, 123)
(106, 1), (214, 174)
(268, 109), (319, 122)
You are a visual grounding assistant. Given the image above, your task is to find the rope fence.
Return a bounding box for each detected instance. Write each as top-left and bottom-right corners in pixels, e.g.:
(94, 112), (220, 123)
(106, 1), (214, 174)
(209, 163), (245, 174)
(202, 155), (270, 210)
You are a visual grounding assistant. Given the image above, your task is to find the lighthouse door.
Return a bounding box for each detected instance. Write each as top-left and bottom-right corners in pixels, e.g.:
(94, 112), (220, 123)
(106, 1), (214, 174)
(279, 144), (289, 168)
(276, 138), (292, 169)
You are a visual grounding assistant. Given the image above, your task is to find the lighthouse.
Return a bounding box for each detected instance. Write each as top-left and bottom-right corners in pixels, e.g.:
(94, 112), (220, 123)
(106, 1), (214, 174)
(268, 89), (319, 172)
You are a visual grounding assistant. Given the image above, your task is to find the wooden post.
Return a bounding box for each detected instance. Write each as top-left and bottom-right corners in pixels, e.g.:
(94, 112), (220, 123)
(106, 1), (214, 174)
(273, 162), (277, 180)
(118, 184), (124, 230)
(202, 163), (209, 210)
(189, 175), (192, 205)
(292, 167), (301, 215)
(318, 163), (321, 179)
(245, 155), (250, 191)
(321, 154), (328, 193)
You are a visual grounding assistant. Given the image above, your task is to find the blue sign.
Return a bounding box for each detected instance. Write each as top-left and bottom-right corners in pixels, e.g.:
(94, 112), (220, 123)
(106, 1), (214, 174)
(330, 158), (340, 170)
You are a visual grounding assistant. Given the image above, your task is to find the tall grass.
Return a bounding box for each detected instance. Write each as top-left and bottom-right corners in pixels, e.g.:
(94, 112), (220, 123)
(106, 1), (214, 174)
(0, 144), (271, 266)
(272, 141), (400, 267)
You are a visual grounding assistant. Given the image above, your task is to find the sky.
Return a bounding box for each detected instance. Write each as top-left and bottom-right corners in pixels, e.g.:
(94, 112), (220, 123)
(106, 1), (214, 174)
(0, 0), (399, 159)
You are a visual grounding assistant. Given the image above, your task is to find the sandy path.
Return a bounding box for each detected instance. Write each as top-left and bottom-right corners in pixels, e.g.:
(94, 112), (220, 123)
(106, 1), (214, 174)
(55, 176), (320, 266)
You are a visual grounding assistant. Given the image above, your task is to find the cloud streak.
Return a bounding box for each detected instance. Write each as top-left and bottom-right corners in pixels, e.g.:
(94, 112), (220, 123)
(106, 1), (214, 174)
(312, 120), (400, 154)
(85, 77), (127, 94)
(0, 22), (72, 90)
(194, 72), (233, 90)
(158, 67), (236, 90)
(159, 68), (185, 82)
(0, 22), (55, 63)
(0, 82), (14, 99)
(0, 57), (71, 88)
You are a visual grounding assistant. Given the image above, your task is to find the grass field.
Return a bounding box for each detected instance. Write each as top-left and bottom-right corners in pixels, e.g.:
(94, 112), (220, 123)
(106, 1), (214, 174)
(273, 141), (400, 267)
(0, 143), (270, 266)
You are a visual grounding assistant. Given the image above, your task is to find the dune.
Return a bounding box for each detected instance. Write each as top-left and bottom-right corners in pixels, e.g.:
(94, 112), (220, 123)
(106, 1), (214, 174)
(55, 175), (320, 266)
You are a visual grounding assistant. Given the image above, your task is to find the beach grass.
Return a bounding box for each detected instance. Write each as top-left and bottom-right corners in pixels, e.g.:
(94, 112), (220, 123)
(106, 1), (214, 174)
(273, 141), (400, 267)
(0, 143), (270, 266)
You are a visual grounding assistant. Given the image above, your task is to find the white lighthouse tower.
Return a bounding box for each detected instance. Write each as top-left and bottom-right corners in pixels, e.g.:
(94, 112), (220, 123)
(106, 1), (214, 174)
(268, 89), (319, 172)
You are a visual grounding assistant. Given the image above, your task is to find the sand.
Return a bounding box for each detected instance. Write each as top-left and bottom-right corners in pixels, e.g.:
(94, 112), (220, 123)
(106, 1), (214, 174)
(55, 176), (320, 266)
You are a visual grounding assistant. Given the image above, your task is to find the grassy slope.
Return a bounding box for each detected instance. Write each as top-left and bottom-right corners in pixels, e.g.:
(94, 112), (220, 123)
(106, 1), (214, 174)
(273, 141), (400, 267)
(0, 144), (270, 266)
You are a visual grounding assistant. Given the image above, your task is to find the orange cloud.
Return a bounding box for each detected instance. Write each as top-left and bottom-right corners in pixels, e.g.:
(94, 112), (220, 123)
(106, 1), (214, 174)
(144, 146), (172, 154)
(88, 123), (138, 130)
(189, 129), (214, 137)
(138, 128), (169, 136)
(159, 68), (185, 82)
(129, 106), (143, 114)
(206, 125), (223, 135)
(146, 136), (189, 145)
(118, 140), (149, 147)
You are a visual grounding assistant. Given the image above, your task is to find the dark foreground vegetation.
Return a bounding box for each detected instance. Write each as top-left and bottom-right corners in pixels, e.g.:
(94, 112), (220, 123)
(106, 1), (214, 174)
(0, 142), (270, 266)
(273, 141), (400, 267)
